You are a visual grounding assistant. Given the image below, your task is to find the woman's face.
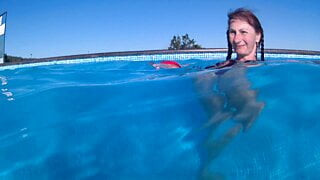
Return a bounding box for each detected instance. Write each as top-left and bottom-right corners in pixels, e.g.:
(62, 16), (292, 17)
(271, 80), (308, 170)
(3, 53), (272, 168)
(228, 19), (261, 61)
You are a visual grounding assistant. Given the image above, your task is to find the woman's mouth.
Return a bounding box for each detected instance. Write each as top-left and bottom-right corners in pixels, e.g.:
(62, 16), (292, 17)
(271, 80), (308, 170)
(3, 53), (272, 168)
(236, 45), (246, 49)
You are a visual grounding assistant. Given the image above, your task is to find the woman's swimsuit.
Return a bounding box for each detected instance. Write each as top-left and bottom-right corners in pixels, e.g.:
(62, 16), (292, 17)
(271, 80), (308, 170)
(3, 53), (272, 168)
(205, 60), (237, 69)
(205, 60), (259, 75)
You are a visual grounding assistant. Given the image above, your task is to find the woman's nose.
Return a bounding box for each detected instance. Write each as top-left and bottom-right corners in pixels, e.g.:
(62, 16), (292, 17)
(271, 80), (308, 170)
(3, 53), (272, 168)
(233, 33), (242, 43)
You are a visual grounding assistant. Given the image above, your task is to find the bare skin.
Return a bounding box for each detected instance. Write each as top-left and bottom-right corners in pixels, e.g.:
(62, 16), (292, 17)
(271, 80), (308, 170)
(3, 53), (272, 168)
(196, 64), (265, 179)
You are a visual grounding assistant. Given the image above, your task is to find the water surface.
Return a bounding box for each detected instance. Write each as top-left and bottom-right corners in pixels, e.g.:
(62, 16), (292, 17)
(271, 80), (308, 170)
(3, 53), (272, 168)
(1, 59), (320, 179)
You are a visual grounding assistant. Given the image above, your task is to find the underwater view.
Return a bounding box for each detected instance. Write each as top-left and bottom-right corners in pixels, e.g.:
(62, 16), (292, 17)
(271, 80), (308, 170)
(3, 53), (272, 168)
(1, 58), (320, 179)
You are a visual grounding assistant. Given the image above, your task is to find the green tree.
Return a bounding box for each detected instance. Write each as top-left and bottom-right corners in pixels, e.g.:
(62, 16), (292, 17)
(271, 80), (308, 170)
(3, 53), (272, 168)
(168, 33), (202, 50)
(4, 54), (24, 63)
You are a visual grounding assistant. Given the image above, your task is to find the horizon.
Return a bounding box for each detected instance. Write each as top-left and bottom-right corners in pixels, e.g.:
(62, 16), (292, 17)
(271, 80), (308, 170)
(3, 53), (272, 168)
(1, 0), (320, 58)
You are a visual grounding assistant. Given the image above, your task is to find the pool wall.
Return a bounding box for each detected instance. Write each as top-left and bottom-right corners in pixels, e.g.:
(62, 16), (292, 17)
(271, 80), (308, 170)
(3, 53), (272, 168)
(1, 48), (320, 70)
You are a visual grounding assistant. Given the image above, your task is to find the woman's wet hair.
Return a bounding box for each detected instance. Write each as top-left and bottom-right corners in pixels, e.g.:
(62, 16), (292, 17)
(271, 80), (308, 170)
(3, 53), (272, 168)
(226, 8), (265, 61)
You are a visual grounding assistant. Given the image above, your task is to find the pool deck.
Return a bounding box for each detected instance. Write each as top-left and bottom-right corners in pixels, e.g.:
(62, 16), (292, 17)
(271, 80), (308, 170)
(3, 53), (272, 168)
(1, 48), (320, 66)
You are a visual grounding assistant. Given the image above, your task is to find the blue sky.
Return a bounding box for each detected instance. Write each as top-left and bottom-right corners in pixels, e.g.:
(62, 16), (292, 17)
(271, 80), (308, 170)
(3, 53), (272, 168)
(1, 0), (319, 58)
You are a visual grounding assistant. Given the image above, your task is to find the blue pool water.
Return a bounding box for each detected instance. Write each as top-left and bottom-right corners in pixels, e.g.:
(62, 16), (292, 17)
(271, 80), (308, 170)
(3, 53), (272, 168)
(1, 56), (320, 179)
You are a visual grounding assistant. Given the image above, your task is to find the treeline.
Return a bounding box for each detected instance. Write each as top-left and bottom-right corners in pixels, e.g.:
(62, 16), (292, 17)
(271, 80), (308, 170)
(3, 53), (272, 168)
(3, 54), (25, 63)
(168, 34), (202, 50)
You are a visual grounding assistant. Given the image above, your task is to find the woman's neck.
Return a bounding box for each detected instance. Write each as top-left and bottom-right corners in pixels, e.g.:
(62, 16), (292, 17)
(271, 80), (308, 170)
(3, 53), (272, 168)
(236, 54), (257, 62)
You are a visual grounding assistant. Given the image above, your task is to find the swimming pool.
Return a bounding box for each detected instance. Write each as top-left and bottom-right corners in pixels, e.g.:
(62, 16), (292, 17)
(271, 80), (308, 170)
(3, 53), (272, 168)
(1, 52), (320, 179)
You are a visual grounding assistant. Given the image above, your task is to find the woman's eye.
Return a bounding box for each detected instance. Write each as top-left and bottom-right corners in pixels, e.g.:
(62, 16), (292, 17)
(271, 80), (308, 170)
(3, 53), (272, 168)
(240, 31), (247, 34)
(229, 31), (236, 35)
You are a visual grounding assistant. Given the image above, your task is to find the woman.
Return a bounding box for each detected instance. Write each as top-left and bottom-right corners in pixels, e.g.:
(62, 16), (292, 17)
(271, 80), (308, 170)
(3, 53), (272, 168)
(206, 8), (265, 69)
(196, 8), (265, 179)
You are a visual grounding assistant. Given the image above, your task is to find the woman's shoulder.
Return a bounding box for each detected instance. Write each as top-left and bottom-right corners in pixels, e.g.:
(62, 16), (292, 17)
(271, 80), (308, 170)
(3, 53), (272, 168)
(205, 59), (264, 69)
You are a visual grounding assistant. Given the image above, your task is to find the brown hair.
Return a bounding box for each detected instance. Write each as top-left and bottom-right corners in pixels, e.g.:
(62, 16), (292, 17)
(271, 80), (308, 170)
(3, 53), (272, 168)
(226, 8), (264, 61)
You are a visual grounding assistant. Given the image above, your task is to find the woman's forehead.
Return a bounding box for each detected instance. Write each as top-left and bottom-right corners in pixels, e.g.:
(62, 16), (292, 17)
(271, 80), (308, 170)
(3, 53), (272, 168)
(229, 19), (254, 29)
